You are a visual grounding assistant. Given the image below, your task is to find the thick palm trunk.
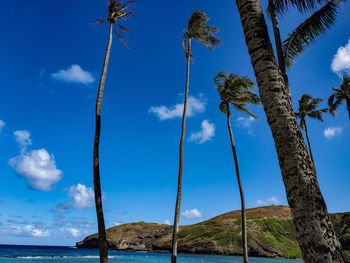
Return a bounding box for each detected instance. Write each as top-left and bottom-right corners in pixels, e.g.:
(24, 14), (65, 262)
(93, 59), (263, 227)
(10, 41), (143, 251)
(171, 38), (191, 263)
(234, 0), (344, 262)
(227, 109), (248, 263)
(303, 123), (315, 166)
(93, 22), (113, 263)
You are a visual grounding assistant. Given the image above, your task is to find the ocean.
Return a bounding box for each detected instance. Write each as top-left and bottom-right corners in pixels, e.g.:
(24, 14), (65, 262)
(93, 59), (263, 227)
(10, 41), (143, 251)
(0, 244), (303, 263)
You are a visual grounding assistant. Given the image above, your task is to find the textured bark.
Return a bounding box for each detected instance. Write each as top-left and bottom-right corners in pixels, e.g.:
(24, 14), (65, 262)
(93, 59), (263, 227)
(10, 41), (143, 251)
(171, 38), (192, 263)
(227, 109), (248, 263)
(234, 0), (345, 262)
(303, 122), (315, 166)
(93, 22), (113, 263)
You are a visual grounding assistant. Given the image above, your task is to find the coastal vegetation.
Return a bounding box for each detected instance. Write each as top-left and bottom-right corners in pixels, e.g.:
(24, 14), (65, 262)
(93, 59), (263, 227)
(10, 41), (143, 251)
(329, 77), (350, 119)
(77, 205), (350, 260)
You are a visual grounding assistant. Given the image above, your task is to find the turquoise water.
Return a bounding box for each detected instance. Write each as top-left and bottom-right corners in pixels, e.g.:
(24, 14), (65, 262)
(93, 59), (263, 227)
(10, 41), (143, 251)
(0, 245), (303, 263)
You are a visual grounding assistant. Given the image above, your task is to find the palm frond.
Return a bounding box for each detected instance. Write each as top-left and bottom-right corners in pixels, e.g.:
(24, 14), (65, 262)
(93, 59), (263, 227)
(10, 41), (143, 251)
(185, 10), (222, 51)
(283, 0), (339, 66)
(296, 94), (327, 123)
(214, 71), (260, 117)
(271, 0), (324, 15)
(114, 28), (129, 49)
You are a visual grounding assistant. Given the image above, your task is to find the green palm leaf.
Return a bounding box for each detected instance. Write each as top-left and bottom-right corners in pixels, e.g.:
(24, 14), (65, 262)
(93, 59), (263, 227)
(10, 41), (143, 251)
(283, 0), (339, 66)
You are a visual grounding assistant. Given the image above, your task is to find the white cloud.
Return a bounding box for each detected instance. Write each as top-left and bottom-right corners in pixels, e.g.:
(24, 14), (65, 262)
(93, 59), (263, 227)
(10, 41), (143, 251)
(51, 65), (94, 85)
(189, 120), (215, 144)
(60, 227), (80, 238)
(51, 184), (95, 212)
(256, 196), (281, 206)
(14, 130), (32, 153)
(149, 95), (206, 120)
(67, 184), (95, 210)
(267, 196), (281, 204)
(164, 220), (171, 225)
(181, 209), (202, 219)
(11, 225), (50, 237)
(9, 148), (63, 191)
(331, 39), (350, 76)
(237, 116), (256, 135)
(324, 126), (343, 139)
(0, 120), (5, 132)
(256, 200), (267, 205)
(114, 221), (122, 226)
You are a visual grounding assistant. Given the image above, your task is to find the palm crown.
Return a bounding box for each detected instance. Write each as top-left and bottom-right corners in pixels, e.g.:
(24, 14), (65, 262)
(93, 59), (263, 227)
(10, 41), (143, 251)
(95, 0), (135, 48)
(268, 0), (341, 66)
(214, 71), (261, 118)
(295, 94), (328, 129)
(328, 77), (350, 118)
(182, 11), (222, 57)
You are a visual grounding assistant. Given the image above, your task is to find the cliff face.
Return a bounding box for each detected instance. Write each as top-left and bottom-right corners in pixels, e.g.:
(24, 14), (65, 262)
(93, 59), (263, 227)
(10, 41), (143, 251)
(76, 205), (350, 260)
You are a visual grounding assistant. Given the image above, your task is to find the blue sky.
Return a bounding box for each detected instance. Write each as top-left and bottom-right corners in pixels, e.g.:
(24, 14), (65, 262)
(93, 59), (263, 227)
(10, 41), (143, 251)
(0, 0), (349, 246)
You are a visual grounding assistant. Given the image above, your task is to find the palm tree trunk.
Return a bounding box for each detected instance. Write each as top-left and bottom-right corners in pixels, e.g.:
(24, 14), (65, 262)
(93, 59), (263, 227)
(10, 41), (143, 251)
(234, 0), (344, 262)
(346, 99), (350, 120)
(226, 109), (248, 263)
(268, 0), (289, 88)
(303, 122), (315, 166)
(171, 38), (191, 263)
(93, 22), (113, 263)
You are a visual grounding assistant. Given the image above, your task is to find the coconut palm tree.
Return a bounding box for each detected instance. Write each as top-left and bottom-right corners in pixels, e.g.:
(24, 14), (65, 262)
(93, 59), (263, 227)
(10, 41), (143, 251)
(295, 94), (328, 166)
(234, 0), (345, 261)
(328, 76), (350, 119)
(92, 1), (134, 262)
(171, 10), (221, 263)
(214, 72), (260, 263)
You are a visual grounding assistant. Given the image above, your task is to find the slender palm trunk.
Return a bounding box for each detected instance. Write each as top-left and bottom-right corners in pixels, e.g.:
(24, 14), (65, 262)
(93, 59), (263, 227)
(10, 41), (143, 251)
(226, 109), (248, 263)
(93, 22), (113, 263)
(268, 0), (289, 88)
(234, 0), (344, 262)
(171, 38), (191, 263)
(303, 122), (315, 166)
(346, 99), (350, 120)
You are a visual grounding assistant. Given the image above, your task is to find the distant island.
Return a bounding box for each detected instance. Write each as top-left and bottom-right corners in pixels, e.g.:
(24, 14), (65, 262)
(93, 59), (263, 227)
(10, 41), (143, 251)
(76, 205), (350, 260)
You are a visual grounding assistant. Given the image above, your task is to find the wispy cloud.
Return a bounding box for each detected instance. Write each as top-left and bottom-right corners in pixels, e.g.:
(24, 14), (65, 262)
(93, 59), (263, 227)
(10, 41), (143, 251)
(60, 227), (81, 238)
(149, 95), (206, 120)
(237, 116), (256, 135)
(181, 209), (202, 219)
(331, 39), (350, 76)
(9, 131), (63, 191)
(51, 65), (94, 85)
(256, 196), (281, 206)
(0, 120), (5, 133)
(8, 225), (50, 237)
(324, 126), (343, 139)
(164, 220), (171, 225)
(189, 120), (215, 144)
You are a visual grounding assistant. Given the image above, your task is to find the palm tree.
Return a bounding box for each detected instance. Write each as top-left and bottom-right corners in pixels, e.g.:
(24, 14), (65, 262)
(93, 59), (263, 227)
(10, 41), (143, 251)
(214, 72), (260, 263)
(328, 76), (350, 119)
(171, 11), (221, 263)
(92, 1), (134, 262)
(295, 94), (328, 166)
(234, 0), (345, 261)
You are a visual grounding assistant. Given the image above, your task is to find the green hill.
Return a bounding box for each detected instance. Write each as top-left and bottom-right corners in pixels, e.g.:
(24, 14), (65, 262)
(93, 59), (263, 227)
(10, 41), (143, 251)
(76, 205), (350, 260)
